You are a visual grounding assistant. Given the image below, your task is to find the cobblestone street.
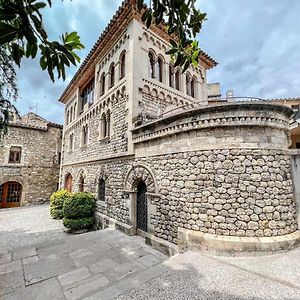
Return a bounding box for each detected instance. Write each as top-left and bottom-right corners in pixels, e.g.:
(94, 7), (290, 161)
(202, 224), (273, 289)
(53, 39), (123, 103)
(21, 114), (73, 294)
(1, 205), (300, 299)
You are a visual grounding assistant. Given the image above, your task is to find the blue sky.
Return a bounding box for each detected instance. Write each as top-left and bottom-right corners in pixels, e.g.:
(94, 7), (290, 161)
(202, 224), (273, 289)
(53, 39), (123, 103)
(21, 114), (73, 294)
(15, 0), (300, 124)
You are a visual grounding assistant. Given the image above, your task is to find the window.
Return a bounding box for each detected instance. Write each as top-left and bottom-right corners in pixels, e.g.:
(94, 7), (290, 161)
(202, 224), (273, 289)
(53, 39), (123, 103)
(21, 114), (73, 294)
(186, 73), (191, 96)
(100, 113), (107, 139)
(70, 107), (73, 123)
(120, 52), (126, 79)
(82, 125), (88, 146)
(191, 77), (196, 98)
(98, 179), (105, 202)
(79, 176), (84, 192)
(100, 72), (105, 95)
(149, 52), (155, 79)
(81, 78), (95, 111)
(66, 110), (69, 125)
(296, 143), (300, 149)
(157, 57), (163, 83)
(109, 63), (115, 87)
(106, 110), (111, 138)
(175, 69), (180, 91)
(69, 133), (74, 151)
(169, 65), (174, 87)
(9, 146), (21, 163)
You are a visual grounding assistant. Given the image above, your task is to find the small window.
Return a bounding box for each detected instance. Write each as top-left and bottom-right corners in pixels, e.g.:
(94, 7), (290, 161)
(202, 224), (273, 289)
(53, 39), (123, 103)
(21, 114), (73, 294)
(81, 78), (95, 111)
(191, 77), (196, 98)
(100, 72), (105, 95)
(175, 69), (180, 91)
(100, 113), (107, 139)
(296, 142), (300, 149)
(120, 52), (126, 79)
(82, 125), (88, 146)
(98, 179), (105, 202)
(109, 63), (115, 87)
(9, 146), (21, 163)
(79, 176), (84, 192)
(157, 57), (163, 83)
(149, 52), (155, 79)
(106, 110), (111, 138)
(169, 65), (174, 87)
(69, 133), (74, 151)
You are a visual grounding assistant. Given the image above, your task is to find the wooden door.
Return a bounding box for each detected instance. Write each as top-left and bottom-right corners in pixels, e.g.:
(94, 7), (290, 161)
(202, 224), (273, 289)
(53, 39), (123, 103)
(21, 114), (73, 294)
(0, 182), (22, 208)
(65, 174), (73, 192)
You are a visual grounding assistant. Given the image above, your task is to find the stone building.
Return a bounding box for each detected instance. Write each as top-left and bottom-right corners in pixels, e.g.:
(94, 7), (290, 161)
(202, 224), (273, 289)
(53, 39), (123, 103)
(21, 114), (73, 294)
(59, 0), (300, 253)
(0, 112), (62, 208)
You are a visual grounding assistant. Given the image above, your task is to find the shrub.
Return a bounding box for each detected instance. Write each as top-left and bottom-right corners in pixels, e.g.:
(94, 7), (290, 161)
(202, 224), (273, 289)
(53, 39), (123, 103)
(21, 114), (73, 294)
(63, 192), (96, 231)
(50, 189), (71, 219)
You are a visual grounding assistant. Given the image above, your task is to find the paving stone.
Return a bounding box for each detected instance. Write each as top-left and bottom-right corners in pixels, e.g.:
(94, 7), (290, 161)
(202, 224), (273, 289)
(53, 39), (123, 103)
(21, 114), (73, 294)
(104, 260), (147, 281)
(24, 255), (76, 285)
(119, 247), (150, 261)
(58, 267), (92, 287)
(22, 255), (39, 265)
(88, 258), (119, 275)
(85, 285), (122, 300)
(69, 248), (93, 260)
(13, 246), (37, 260)
(0, 260), (22, 275)
(0, 269), (25, 296)
(137, 254), (162, 268)
(37, 242), (71, 258)
(0, 253), (12, 265)
(2, 277), (65, 300)
(64, 273), (110, 300)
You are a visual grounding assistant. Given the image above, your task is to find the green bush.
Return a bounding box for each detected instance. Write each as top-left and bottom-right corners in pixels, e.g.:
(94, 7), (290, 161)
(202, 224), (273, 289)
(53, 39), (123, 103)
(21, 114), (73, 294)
(50, 189), (71, 219)
(63, 216), (95, 230)
(63, 192), (96, 231)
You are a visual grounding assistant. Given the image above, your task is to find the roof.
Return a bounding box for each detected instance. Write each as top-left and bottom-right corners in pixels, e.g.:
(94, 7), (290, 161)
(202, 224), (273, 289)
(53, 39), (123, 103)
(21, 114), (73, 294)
(59, 0), (218, 103)
(267, 97), (300, 102)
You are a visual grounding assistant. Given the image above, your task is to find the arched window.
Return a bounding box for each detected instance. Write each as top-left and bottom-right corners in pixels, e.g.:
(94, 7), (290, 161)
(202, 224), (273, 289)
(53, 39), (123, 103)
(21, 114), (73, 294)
(82, 125), (88, 146)
(69, 133), (74, 151)
(109, 63), (115, 87)
(157, 57), (163, 83)
(186, 73), (191, 96)
(79, 175), (84, 192)
(149, 52), (155, 79)
(66, 110), (69, 125)
(100, 72), (105, 95)
(191, 77), (196, 98)
(65, 173), (73, 192)
(74, 103), (77, 119)
(175, 69), (180, 91)
(106, 110), (111, 138)
(100, 113), (107, 139)
(169, 65), (174, 87)
(120, 52), (126, 79)
(70, 107), (73, 122)
(98, 179), (105, 202)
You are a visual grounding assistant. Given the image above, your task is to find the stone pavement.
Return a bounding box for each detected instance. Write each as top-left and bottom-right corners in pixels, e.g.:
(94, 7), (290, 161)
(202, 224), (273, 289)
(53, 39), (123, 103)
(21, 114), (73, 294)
(1, 205), (300, 299)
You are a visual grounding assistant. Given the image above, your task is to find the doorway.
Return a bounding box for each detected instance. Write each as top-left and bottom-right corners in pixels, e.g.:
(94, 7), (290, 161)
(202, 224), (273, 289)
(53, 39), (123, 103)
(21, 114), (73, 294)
(136, 180), (147, 234)
(0, 182), (22, 208)
(65, 174), (73, 192)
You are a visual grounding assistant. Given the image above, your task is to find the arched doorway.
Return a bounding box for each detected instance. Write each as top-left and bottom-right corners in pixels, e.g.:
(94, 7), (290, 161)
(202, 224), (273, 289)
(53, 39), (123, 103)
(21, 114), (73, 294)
(0, 182), (22, 208)
(65, 174), (73, 192)
(136, 180), (148, 233)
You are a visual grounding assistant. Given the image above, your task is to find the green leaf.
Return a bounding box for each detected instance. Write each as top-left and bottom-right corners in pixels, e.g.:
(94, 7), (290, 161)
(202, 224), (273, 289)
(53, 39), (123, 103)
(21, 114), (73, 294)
(0, 22), (19, 44)
(137, 0), (144, 10)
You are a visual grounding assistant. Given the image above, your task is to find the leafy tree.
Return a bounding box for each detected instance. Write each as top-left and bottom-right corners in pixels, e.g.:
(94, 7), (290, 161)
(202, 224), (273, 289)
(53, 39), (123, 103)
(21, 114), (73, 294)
(138, 0), (206, 72)
(0, 45), (18, 137)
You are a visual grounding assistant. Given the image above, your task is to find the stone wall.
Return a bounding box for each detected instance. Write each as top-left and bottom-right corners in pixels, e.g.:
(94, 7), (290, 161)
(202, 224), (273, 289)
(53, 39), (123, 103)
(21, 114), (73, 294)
(0, 124), (62, 206)
(290, 152), (300, 227)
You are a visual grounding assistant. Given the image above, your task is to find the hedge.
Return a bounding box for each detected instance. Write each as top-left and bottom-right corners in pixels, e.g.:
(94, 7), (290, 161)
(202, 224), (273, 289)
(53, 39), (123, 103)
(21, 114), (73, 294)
(63, 192), (96, 231)
(50, 189), (71, 219)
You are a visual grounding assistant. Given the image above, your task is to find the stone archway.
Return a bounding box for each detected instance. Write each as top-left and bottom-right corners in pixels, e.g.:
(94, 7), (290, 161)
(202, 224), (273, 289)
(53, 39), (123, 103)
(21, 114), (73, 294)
(64, 173), (73, 192)
(124, 164), (159, 235)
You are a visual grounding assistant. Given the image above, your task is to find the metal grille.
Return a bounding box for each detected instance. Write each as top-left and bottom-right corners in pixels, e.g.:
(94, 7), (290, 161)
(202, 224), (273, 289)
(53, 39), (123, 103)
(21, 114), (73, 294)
(137, 181), (147, 232)
(7, 182), (21, 203)
(98, 179), (105, 202)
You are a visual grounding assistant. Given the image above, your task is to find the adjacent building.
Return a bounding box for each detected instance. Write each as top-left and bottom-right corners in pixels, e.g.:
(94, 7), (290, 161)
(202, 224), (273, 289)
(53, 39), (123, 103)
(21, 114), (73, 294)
(0, 112), (62, 208)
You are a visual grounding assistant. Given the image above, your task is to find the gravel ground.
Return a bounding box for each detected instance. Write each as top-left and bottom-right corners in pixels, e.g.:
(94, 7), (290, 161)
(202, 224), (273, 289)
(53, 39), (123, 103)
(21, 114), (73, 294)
(0, 205), (65, 254)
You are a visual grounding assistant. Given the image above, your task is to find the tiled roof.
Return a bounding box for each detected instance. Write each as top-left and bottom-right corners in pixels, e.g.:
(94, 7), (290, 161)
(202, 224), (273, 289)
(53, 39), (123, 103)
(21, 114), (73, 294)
(59, 0), (217, 103)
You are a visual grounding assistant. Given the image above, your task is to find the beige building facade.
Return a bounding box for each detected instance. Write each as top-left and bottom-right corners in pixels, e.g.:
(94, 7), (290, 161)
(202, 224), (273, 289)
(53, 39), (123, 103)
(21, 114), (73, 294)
(0, 113), (62, 208)
(59, 0), (300, 253)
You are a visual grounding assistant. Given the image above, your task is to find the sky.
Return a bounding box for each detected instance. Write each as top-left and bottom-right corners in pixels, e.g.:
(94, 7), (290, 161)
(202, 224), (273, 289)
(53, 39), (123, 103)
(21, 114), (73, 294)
(16, 0), (300, 124)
